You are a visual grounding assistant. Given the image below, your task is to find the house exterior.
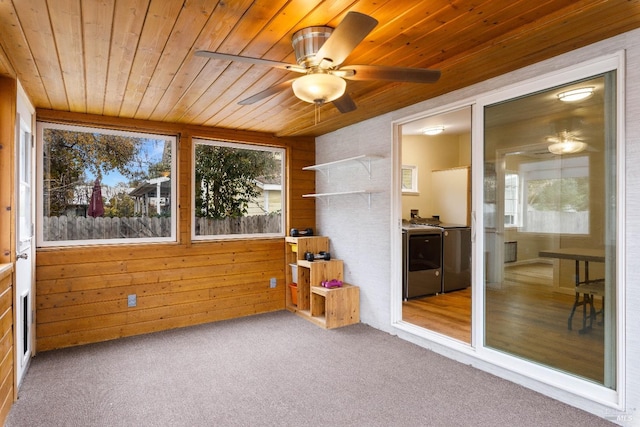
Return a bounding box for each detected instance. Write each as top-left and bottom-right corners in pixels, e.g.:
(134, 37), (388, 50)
(246, 177), (283, 216)
(0, 5), (639, 427)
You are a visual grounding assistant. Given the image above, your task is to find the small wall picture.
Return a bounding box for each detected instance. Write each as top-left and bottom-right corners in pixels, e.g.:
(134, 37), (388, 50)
(402, 165), (418, 194)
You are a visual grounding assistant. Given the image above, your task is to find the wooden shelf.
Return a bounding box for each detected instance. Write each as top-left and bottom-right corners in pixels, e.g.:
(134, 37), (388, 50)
(310, 284), (360, 329)
(285, 236), (330, 309)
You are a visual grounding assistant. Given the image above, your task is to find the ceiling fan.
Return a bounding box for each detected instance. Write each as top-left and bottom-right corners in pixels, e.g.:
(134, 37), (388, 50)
(546, 131), (588, 155)
(195, 11), (441, 113)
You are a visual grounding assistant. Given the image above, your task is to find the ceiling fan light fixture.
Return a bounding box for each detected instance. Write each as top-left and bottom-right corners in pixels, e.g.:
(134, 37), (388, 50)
(557, 87), (594, 102)
(547, 140), (587, 155)
(423, 125), (445, 135)
(292, 73), (346, 104)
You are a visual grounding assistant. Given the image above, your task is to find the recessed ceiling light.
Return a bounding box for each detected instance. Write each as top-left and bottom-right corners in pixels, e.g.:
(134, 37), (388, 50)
(423, 125), (445, 135)
(557, 87), (594, 102)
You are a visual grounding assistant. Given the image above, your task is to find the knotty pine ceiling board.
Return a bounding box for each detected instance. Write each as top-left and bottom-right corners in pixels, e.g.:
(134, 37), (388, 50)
(117, 0), (185, 118)
(49, 0), (86, 112)
(82, 0), (115, 116)
(275, 0), (640, 136)
(132, 0), (219, 121)
(9, 0), (66, 110)
(0, 0), (639, 137)
(103, 0), (148, 117)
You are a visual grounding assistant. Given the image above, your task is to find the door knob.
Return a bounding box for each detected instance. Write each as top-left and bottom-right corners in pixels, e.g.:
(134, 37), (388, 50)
(17, 253), (28, 260)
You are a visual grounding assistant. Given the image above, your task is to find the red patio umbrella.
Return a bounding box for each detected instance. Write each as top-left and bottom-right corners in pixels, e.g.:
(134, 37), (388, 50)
(87, 179), (104, 217)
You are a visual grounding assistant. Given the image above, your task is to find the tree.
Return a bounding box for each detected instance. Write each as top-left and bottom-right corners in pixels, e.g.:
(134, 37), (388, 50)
(103, 191), (136, 217)
(195, 145), (280, 219)
(527, 177), (589, 212)
(43, 129), (141, 216)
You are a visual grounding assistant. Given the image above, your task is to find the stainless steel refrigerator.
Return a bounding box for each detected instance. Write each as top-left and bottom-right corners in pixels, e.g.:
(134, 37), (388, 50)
(441, 226), (471, 292)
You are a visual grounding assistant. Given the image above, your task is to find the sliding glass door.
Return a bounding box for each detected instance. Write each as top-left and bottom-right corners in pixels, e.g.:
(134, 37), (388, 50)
(482, 71), (617, 388)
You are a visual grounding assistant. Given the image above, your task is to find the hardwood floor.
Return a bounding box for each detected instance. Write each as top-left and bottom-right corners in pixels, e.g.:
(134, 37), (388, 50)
(402, 288), (471, 342)
(402, 262), (606, 384)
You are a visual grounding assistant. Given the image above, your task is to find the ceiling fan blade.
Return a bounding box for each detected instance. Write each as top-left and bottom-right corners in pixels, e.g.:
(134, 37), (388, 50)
(238, 79), (296, 105)
(332, 93), (357, 113)
(314, 12), (378, 67)
(341, 65), (441, 83)
(195, 50), (306, 73)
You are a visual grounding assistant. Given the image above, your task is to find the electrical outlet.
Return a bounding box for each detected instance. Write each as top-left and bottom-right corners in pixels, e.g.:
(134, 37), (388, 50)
(270, 278), (277, 288)
(127, 294), (137, 307)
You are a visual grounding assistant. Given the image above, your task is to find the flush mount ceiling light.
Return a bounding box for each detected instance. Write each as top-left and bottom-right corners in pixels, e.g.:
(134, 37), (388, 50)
(547, 132), (587, 155)
(557, 87), (594, 102)
(291, 73), (347, 104)
(422, 125), (445, 135)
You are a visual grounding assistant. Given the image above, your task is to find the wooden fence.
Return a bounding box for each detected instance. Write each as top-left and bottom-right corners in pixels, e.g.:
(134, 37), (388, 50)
(194, 214), (281, 236)
(525, 210), (589, 234)
(43, 214), (282, 241)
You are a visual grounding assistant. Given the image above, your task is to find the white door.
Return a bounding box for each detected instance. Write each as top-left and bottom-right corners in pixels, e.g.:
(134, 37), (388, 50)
(15, 99), (34, 386)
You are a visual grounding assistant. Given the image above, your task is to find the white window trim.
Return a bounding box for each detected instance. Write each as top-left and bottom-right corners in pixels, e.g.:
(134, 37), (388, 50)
(191, 138), (286, 241)
(36, 122), (177, 247)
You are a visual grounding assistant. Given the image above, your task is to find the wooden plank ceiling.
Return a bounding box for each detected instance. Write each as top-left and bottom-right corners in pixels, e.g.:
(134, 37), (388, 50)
(0, 0), (639, 137)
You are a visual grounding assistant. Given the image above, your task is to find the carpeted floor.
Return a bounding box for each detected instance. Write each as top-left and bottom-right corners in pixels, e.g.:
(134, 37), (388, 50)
(7, 311), (613, 427)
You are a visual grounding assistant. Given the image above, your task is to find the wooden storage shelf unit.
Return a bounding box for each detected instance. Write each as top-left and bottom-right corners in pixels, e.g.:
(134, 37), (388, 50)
(285, 236), (329, 308)
(310, 284), (360, 329)
(284, 235), (359, 329)
(295, 259), (344, 313)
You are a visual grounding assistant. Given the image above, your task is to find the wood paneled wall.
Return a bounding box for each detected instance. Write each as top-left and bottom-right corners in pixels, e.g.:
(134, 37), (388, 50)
(0, 265), (13, 424)
(0, 76), (16, 426)
(0, 77), (16, 265)
(35, 110), (315, 351)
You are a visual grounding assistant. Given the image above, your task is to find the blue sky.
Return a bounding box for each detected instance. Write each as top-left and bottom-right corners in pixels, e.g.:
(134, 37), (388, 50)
(87, 137), (168, 188)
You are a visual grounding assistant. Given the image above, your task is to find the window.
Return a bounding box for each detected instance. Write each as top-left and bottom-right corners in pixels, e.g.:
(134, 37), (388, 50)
(18, 117), (32, 253)
(401, 165), (418, 194)
(483, 69), (618, 390)
(37, 122), (176, 246)
(504, 171), (519, 227)
(192, 139), (285, 239)
(520, 156), (589, 234)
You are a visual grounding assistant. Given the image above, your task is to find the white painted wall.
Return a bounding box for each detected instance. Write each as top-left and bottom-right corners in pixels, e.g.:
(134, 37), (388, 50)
(316, 28), (640, 424)
(400, 134), (462, 220)
(314, 114), (393, 330)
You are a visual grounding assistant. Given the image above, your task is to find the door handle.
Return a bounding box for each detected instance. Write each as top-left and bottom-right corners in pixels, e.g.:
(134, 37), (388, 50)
(17, 253), (28, 260)
(471, 211), (476, 243)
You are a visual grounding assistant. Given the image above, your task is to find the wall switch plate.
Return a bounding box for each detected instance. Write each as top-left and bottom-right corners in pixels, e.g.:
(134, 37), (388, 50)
(127, 294), (137, 307)
(270, 278), (277, 288)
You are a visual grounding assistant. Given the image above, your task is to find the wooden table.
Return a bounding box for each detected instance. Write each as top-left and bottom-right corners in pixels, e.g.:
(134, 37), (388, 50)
(539, 248), (605, 333)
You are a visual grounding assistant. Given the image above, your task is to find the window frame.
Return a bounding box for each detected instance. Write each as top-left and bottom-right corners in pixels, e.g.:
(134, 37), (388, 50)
(36, 121), (177, 247)
(191, 138), (286, 241)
